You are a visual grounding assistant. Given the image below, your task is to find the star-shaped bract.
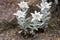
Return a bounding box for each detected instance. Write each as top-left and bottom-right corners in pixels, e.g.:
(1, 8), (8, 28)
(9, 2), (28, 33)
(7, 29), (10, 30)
(31, 11), (43, 22)
(40, 2), (52, 11)
(18, 1), (29, 9)
(14, 10), (25, 18)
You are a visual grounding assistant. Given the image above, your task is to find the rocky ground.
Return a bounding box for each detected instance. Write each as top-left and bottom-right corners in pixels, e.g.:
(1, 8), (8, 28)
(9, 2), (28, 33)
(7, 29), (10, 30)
(0, 0), (60, 40)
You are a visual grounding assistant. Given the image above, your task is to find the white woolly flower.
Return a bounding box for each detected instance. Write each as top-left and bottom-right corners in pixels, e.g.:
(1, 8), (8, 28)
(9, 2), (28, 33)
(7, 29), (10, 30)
(40, 2), (52, 11)
(14, 10), (25, 18)
(18, 1), (29, 9)
(31, 11), (43, 22)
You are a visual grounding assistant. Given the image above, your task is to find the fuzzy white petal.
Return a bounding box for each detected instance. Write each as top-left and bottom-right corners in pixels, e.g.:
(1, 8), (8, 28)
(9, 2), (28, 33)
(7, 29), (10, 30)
(31, 18), (35, 22)
(31, 13), (34, 17)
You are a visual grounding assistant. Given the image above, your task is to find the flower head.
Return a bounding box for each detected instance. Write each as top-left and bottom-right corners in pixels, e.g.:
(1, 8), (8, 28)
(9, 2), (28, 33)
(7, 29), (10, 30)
(14, 10), (25, 18)
(18, 1), (29, 9)
(31, 11), (43, 22)
(40, 2), (52, 11)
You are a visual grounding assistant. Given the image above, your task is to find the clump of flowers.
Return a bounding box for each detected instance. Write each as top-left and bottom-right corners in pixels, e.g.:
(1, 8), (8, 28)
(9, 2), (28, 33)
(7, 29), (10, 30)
(14, 0), (52, 35)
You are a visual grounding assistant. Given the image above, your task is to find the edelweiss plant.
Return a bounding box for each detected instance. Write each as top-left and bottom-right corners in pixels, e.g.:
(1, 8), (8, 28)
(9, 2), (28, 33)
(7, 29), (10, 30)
(14, 0), (52, 35)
